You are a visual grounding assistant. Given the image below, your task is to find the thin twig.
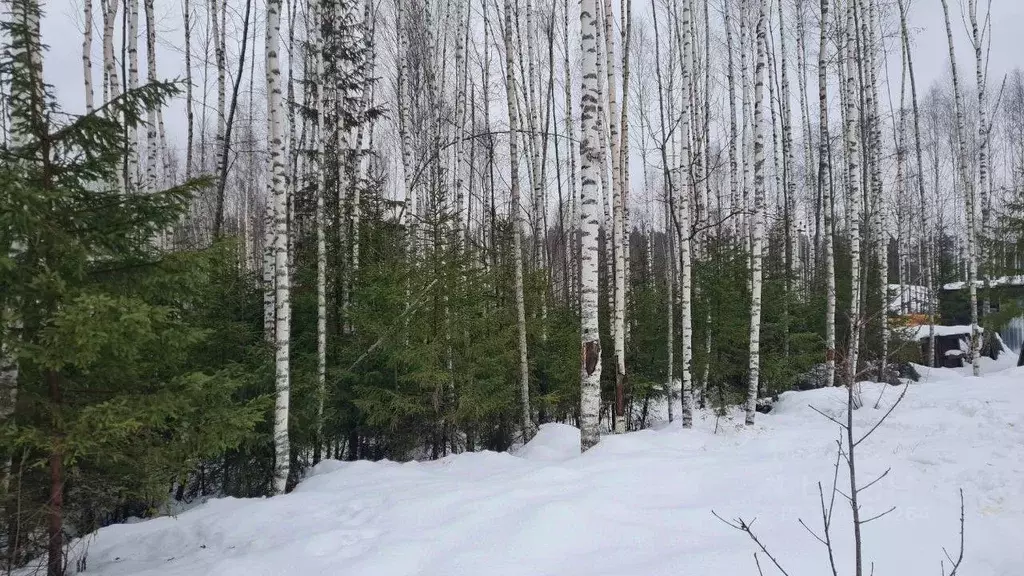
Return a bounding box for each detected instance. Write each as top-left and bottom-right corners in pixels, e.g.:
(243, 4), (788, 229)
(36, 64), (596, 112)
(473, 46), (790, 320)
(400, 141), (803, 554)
(860, 505), (896, 525)
(798, 517), (827, 546)
(810, 405), (849, 429)
(855, 383), (909, 447)
(942, 489), (965, 576)
(859, 467), (892, 492)
(712, 511), (792, 576)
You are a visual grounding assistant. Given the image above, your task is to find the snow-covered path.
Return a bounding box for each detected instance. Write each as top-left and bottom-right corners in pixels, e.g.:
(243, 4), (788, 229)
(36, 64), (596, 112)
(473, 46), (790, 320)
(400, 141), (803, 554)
(76, 363), (1024, 576)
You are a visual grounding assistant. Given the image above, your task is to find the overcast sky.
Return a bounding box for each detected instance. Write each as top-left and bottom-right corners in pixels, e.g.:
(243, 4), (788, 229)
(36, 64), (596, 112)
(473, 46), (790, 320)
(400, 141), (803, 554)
(37, 0), (1024, 154)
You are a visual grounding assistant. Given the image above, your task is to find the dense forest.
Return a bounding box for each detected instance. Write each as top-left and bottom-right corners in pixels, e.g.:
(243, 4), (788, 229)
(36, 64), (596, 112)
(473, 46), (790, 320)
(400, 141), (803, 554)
(1, 0), (1023, 572)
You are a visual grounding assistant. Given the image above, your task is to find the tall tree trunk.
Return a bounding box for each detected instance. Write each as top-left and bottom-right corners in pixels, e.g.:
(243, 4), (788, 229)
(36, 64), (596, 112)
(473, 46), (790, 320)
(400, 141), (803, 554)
(744, 0), (766, 426)
(845, 0), (863, 389)
(969, 0), (991, 323)
(83, 0), (94, 112)
(267, 0), (291, 494)
(312, 0), (327, 466)
(651, 0), (675, 424)
(184, 0), (194, 180)
(725, 0), (739, 241)
(940, 0), (980, 376)
(896, 0), (934, 367)
(579, 0), (603, 452)
(102, 0), (120, 106)
(676, 0), (694, 429)
(504, 0), (535, 443)
(563, 0), (579, 306)
(620, 0), (633, 346)
(453, 0), (469, 249)
(818, 0), (835, 386)
(739, 0), (751, 249)
(796, 0), (816, 269)
(143, 0), (158, 190)
(214, 0), (254, 238)
(602, 0), (626, 434)
(863, 0), (887, 380)
(211, 0), (226, 201)
(396, 0), (414, 254)
(778, 0), (799, 298)
(126, 0), (139, 190)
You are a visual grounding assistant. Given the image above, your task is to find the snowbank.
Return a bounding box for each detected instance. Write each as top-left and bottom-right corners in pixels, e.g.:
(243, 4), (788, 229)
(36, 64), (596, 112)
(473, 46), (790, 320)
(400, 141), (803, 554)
(67, 367), (1024, 576)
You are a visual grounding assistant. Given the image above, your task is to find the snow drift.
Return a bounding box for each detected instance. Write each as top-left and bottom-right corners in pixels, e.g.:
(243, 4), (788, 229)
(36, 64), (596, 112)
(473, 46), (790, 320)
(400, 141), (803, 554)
(67, 364), (1024, 576)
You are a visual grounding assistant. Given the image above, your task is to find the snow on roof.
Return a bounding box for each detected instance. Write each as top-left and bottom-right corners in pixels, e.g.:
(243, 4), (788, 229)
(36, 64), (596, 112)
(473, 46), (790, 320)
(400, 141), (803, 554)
(904, 324), (983, 340)
(942, 275), (1024, 291)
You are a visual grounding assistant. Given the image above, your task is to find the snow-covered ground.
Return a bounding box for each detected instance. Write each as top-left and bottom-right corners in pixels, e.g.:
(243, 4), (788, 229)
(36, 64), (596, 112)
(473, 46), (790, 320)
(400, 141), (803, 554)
(71, 360), (1023, 576)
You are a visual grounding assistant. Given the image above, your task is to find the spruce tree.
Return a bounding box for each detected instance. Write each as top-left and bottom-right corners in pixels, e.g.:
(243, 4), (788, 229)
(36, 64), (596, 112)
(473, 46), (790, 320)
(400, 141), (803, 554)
(0, 3), (263, 571)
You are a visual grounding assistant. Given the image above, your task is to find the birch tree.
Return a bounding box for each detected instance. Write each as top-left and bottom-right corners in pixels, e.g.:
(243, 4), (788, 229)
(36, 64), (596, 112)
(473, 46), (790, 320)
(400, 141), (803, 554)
(969, 0), (991, 315)
(598, 0), (627, 434)
(677, 0), (694, 429)
(819, 0), (835, 386)
(312, 0), (327, 465)
(845, 0), (863, 388)
(126, 0), (140, 189)
(940, 0), (980, 376)
(266, 0), (291, 494)
(744, 0), (766, 426)
(579, 0), (603, 452)
(82, 0), (94, 112)
(504, 0), (535, 443)
(896, 0), (934, 366)
(143, 0), (160, 190)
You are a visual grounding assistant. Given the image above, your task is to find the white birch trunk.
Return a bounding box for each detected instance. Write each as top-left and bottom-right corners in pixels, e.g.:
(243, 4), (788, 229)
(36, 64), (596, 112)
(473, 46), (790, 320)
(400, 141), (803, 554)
(651, 0), (674, 423)
(969, 0), (990, 321)
(184, 0), (194, 179)
(677, 0), (694, 429)
(940, 0), (980, 376)
(844, 0), (863, 388)
(579, 0), (604, 451)
(778, 0), (800, 296)
(452, 0), (468, 246)
(102, 0), (119, 107)
(739, 0), (752, 248)
(525, 0), (546, 273)
(620, 0), (633, 346)
(312, 0), (327, 464)
(744, 0), (766, 426)
(211, 0), (226, 198)
(143, 0), (159, 190)
(896, 0), (934, 367)
(396, 0), (414, 250)
(601, 0), (626, 434)
(82, 0), (94, 112)
(864, 0), (888, 380)
(818, 0), (836, 387)
(564, 1), (580, 305)
(267, 0), (291, 494)
(725, 0), (739, 241)
(127, 0), (139, 189)
(504, 0), (535, 443)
